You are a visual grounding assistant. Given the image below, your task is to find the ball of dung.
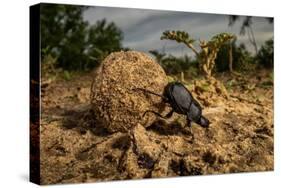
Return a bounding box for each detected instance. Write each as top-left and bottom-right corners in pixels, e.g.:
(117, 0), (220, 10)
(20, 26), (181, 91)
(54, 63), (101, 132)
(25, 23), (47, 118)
(91, 51), (168, 132)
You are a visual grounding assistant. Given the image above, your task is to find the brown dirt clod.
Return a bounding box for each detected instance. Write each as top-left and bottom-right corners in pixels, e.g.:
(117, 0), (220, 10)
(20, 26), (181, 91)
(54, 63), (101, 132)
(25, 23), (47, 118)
(90, 51), (168, 132)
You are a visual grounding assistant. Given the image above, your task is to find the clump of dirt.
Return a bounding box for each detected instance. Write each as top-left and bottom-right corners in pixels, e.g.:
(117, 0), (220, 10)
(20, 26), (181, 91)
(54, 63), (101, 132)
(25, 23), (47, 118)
(90, 51), (168, 132)
(193, 78), (229, 107)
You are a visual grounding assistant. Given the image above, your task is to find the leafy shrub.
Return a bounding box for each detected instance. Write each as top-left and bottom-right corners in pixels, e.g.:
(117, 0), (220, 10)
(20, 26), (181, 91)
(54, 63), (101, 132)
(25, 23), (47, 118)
(215, 41), (254, 72)
(256, 38), (273, 68)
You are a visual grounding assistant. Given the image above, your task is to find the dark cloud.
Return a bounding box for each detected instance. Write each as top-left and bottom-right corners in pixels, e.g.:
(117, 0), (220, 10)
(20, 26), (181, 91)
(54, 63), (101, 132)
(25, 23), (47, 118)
(83, 6), (273, 57)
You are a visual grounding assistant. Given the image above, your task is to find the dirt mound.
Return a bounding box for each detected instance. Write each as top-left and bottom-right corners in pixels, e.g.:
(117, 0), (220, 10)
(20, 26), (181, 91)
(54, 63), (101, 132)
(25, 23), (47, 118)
(39, 61), (273, 185)
(90, 51), (168, 132)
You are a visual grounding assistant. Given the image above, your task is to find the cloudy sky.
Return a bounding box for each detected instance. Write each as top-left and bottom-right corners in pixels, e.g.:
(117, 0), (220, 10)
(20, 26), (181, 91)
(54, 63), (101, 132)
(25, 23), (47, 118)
(83, 6), (273, 57)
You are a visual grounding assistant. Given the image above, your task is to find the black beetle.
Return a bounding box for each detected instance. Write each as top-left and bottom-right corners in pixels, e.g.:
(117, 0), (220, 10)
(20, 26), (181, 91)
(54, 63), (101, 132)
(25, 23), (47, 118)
(135, 81), (210, 128)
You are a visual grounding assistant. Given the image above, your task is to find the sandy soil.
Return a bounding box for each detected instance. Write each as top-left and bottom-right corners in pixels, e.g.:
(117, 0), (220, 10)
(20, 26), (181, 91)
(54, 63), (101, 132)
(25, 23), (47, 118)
(39, 70), (273, 185)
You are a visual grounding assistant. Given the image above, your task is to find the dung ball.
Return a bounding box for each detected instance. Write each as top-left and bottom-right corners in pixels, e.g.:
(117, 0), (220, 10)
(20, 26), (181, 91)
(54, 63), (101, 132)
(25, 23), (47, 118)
(90, 51), (168, 132)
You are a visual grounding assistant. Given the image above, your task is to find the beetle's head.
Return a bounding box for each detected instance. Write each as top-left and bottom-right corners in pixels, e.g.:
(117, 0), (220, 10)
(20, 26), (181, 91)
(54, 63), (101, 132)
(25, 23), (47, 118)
(197, 116), (210, 128)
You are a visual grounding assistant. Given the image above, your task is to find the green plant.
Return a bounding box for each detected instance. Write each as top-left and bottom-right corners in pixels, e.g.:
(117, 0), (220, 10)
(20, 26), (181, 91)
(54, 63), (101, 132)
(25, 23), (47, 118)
(86, 19), (124, 69)
(149, 50), (166, 65)
(41, 54), (59, 79)
(161, 30), (235, 79)
(62, 70), (70, 80)
(256, 38), (273, 68)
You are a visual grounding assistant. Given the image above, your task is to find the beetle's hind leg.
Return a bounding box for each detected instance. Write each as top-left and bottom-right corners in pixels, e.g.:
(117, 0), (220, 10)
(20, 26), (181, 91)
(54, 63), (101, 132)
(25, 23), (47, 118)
(185, 118), (194, 141)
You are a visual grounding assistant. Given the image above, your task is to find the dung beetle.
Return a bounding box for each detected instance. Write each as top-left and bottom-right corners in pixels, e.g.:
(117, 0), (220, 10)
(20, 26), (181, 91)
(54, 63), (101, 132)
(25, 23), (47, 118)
(135, 81), (210, 128)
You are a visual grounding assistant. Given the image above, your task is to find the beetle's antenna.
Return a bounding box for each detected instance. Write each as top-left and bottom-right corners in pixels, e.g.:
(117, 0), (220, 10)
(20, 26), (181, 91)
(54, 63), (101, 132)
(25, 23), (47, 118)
(132, 88), (167, 101)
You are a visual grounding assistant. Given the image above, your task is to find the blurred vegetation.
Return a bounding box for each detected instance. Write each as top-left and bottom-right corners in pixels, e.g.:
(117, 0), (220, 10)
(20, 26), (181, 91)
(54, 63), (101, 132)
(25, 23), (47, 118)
(256, 38), (273, 69)
(150, 37), (273, 83)
(215, 40), (255, 72)
(149, 50), (198, 76)
(228, 15), (273, 56)
(215, 38), (273, 72)
(40, 4), (273, 84)
(41, 4), (124, 72)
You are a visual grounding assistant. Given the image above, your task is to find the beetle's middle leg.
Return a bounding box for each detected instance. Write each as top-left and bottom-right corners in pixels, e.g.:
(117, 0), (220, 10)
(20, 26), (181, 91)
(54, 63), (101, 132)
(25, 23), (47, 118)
(186, 118), (191, 128)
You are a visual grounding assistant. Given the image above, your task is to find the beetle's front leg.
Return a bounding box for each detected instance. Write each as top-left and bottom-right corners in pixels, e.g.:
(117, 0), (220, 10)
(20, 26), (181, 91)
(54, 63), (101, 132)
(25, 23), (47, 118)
(143, 109), (174, 119)
(165, 110), (174, 118)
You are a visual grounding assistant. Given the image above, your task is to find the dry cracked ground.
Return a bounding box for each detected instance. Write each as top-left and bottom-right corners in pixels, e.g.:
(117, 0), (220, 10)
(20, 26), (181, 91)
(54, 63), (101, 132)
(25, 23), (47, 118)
(39, 70), (273, 185)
